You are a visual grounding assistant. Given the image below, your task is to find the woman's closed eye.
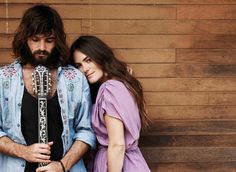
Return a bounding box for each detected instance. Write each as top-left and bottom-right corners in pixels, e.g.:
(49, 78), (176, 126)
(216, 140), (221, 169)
(85, 58), (92, 63)
(75, 63), (82, 69)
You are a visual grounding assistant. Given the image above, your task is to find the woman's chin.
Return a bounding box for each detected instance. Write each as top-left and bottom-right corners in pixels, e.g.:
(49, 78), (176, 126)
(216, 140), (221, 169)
(88, 78), (97, 84)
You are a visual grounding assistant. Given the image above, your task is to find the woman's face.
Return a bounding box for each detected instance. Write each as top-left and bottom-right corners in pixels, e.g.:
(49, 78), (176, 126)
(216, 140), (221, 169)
(73, 50), (106, 84)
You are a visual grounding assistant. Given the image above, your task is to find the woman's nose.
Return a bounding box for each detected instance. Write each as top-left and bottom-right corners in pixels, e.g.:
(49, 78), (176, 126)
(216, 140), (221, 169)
(83, 67), (89, 74)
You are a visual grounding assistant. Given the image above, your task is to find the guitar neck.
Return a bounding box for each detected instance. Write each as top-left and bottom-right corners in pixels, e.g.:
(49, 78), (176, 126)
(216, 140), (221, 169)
(38, 97), (48, 144)
(32, 65), (51, 167)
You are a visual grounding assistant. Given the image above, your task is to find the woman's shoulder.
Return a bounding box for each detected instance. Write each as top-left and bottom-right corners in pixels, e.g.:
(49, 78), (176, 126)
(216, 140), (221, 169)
(98, 79), (131, 101)
(101, 79), (127, 92)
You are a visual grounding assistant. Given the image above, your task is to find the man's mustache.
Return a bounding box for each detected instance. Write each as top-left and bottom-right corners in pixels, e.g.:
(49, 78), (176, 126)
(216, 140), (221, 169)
(33, 50), (50, 56)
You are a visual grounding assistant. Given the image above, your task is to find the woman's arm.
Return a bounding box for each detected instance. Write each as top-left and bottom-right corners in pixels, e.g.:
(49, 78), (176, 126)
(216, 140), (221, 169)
(104, 114), (125, 172)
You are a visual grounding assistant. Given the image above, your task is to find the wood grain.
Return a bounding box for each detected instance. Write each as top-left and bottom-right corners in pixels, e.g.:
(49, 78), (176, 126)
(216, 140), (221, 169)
(82, 19), (236, 35)
(1, 1), (236, 170)
(147, 105), (236, 120)
(0, 4), (176, 19)
(178, 5), (236, 19)
(141, 147), (236, 162)
(177, 49), (236, 64)
(2, 0), (236, 4)
(144, 92), (236, 106)
(148, 162), (236, 172)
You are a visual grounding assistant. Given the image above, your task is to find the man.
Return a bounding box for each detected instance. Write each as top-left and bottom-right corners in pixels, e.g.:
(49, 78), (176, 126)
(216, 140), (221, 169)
(0, 4), (96, 172)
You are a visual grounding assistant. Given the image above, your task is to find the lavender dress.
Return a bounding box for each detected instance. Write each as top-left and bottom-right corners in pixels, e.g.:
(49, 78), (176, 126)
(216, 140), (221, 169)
(92, 80), (150, 172)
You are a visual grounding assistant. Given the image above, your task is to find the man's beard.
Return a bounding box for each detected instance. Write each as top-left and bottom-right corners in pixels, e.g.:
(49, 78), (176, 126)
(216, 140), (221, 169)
(21, 45), (61, 68)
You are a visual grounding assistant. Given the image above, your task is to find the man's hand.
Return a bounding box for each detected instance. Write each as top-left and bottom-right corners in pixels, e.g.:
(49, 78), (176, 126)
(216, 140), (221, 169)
(36, 161), (64, 172)
(22, 141), (53, 163)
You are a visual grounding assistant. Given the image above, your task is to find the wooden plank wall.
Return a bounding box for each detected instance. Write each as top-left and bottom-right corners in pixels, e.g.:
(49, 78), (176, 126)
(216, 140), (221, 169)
(1, 0), (236, 171)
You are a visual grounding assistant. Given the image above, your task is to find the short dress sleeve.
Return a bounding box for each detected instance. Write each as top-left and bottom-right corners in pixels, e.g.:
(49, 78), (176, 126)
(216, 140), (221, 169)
(100, 82), (123, 120)
(99, 80), (141, 135)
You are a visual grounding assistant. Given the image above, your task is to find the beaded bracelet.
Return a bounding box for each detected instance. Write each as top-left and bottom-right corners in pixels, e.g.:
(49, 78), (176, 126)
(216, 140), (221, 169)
(59, 160), (66, 172)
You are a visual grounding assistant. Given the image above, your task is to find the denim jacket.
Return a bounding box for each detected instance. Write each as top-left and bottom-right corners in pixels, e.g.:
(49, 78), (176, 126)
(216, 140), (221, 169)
(0, 61), (96, 172)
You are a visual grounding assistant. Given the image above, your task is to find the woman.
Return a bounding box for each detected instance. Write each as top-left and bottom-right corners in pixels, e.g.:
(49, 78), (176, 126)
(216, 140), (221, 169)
(70, 35), (150, 172)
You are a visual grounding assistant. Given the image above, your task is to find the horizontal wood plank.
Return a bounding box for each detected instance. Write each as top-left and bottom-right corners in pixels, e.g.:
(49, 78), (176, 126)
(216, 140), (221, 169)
(139, 78), (236, 91)
(3, 19), (236, 35)
(56, 4), (176, 20)
(177, 49), (236, 64)
(178, 5), (236, 19)
(141, 147), (236, 163)
(0, 19), (82, 35)
(0, 48), (175, 64)
(147, 120), (236, 135)
(82, 19), (236, 35)
(0, 49), (14, 64)
(0, 19), (18, 34)
(69, 34), (236, 49)
(3, 34), (236, 49)
(115, 49), (175, 63)
(139, 135), (236, 147)
(0, 4), (5, 18)
(148, 162), (236, 172)
(147, 105), (236, 120)
(132, 64), (236, 77)
(2, 0), (236, 4)
(154, 0), (236, 4)
(0, 0), (162, 4)
(0, 4), (176, 19)
(0, 34), (12, 49)
(144, 92), (236, 106)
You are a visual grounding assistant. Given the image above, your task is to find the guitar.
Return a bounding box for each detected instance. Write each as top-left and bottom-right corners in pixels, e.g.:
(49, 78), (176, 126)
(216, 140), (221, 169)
(32, 65), (51, 167)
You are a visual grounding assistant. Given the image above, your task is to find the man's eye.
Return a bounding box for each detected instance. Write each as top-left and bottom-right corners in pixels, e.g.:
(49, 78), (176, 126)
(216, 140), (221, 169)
(46, 39), (54, 43)
(32, 38), (39, 42)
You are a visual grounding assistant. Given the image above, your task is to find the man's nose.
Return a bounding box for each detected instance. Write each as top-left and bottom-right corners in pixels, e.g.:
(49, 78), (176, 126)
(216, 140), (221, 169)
(39, 41), (46, 50)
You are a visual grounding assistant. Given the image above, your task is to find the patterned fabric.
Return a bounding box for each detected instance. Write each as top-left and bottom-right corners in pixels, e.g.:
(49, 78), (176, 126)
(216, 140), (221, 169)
(1, 65), (18, 78)
(63, 68), (78, 80)
(0, 61), (96, 172)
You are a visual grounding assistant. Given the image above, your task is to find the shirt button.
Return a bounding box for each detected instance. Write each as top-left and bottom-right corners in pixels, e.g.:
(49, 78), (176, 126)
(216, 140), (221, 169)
(21, 163), (25, 167)
(18, 103), (21, 107)
(17, 124), (20, 127)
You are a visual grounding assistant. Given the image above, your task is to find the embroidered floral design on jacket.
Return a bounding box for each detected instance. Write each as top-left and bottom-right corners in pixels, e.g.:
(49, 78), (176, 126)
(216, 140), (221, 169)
(63, 68), (77, 80)
(1, 65), (17, 78)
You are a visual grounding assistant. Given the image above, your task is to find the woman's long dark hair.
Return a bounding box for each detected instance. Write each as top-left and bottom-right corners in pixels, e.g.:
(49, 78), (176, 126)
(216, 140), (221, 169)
(12, 4), (69, 66)
(70, 35), (149, 129)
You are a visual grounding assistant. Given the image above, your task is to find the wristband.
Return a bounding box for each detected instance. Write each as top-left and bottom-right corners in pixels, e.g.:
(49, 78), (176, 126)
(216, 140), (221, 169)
(59, 160), (66, 172)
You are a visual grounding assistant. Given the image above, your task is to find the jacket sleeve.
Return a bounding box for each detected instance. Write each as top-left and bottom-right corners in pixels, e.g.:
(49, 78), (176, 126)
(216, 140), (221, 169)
(0, 76), (7, 138)
(73, 74), (96, 149)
